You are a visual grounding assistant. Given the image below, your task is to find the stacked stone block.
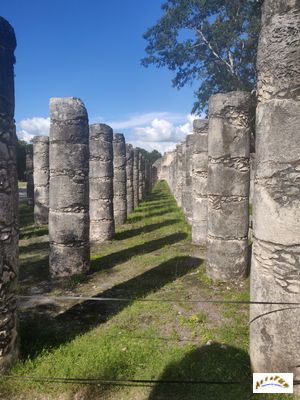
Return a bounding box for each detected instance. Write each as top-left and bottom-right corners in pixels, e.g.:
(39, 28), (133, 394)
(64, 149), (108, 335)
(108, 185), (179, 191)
(191, 119), (209, 245)
(126, 143), (134, 215)
(133, 148), (139, 209)
(25, 144), (34, 206)
(89, 124), (114, 242)
(0, 16), (19, 371)
(206, 91), (252, 281)
(182, 134), (195, 224)
(49, 97), (90, 277)
(33, 136), (49, 224)
(113, 133), (127, 224)
(250, 0), (300, 384)
(138, 152), (144, 201)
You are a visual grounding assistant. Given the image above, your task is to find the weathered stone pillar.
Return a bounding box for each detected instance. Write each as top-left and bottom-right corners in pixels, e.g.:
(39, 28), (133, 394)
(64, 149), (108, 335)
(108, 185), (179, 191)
(32, 136), (49, 224)
(126, 143), (134, 215)
(250, 0), (300, 384)
(0, 16), (18, 371)
(182, 135), (194, 224)
(145, 159), (151, 195)
(133, 148), (139, 209)
(138, 152), (144, 201)
(206, 91), (252, 281)
(192, 119), (209, 245)
(25, 144), (34, 206)
(113, 133), (127, 225)
(89, 124), (114, 242)
(49, 97), (90, 277)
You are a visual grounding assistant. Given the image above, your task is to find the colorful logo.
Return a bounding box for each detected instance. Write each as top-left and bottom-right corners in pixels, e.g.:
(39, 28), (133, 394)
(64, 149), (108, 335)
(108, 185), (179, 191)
(253, 373), (293, 394)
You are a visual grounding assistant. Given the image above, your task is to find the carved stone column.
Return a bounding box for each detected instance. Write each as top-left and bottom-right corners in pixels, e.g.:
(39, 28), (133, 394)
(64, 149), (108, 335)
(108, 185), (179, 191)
(89, 124), (114, 242)
(206, 91), (252, 281)
(0, 16), (19, 371)
(49, 97), (90, 277)
(250, 0), (300, 384)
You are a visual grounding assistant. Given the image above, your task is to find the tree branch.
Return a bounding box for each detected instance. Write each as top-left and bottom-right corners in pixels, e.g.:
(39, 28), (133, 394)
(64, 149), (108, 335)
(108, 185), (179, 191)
(195, 27), (236, 76)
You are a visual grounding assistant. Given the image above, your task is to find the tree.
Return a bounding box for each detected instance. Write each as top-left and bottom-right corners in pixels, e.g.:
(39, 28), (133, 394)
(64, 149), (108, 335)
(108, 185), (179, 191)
(16, 138), (27, 181)
(138, 148), (162, 164)
(142, 0), (262, 114)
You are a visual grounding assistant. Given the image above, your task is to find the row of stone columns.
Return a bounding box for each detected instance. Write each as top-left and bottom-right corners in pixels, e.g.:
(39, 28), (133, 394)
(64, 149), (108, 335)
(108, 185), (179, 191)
(26, 112), (154, 279)
(27, 128), (152, 239)
(157, 0), (300, 385)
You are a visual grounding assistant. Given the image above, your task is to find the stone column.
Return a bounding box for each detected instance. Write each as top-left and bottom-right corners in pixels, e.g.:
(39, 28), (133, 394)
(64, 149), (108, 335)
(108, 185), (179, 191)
(33, 136), (49, 224)
(25, 144), (34, 206)
(182, 135), (195, 224)
(133, 148), (139, 209)
(89, 124), (114, 242)
(126, 143), (134, 215)
(206, 91), (252, 281)
(250, 0), (300, 384)
(0, 16), (18, 371)
(174, 145), (182, 207)
(49, 97), (90, 277)
(192, 119), (209, 245)
(138, 152), (143, 201)
(113, 133), (127, 225)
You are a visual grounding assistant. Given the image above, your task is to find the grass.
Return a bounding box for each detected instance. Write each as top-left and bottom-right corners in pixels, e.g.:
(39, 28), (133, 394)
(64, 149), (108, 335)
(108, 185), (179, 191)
(0, 181), (297, 400)
(18, 181), (27, 189)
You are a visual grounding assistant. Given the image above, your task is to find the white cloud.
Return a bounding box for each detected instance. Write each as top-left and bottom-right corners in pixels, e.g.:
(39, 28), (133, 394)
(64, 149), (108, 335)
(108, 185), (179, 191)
(17, 117), (50, 142)
(130, 114), (196, 154)
(105, 112), (186, 130)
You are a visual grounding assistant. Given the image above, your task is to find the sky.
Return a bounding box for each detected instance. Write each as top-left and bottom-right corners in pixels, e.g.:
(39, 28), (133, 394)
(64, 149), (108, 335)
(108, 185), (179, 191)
(2, 0), (199, 154)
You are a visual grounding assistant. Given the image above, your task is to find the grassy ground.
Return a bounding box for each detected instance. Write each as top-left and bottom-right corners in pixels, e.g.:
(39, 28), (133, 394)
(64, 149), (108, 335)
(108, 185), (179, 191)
(0, 181), (297, 399)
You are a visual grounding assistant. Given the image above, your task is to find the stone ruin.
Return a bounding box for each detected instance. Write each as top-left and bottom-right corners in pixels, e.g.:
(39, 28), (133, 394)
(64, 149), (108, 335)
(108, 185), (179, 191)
(49, 97), (90, 277)
(206, 91), (253, 281)
(25, 144), (34, 206)
(250, 0), (300, 386)
(89, 123), (114, 242)
(113, 133), (127, 225)
(1, 0), (299, 387)
(191, 119), (208, 246)
(0, 16), (18, 371)
(32, 136), (49, 224)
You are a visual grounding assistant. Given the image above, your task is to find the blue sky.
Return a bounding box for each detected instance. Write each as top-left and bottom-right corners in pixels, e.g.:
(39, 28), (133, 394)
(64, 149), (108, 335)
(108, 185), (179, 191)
(2, 0), (199, 153)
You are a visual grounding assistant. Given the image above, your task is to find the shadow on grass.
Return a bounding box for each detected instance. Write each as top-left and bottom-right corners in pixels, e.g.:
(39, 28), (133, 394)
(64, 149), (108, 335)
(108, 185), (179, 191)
(148, 343), (252, 400)
(91, 232), (188, 272)
(115, 219), (180, 240)
(19, 256), (49, 284)
(19, 240), (49, 254)
(20, 256), (203, 358)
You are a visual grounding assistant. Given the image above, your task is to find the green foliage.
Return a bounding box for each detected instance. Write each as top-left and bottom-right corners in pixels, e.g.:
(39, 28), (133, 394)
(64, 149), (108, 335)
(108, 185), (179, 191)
(142, 0), (262, 113)
(16, 137), (27, 181)
(137, 147), (162, 164)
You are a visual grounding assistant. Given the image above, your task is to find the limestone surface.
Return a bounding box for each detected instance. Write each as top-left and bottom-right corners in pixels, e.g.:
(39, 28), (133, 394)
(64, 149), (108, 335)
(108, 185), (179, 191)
(25, 144), (34, 206)
(0, 16), (19, 371)
(191, 119), (209, 245)
(33, 136), (49, 224)
(89, 124), (114, 242)
(250, 0), (300, 384)
(182, 134), (195, 224)
(133, 148), (139, 209)
(126, 143), (134, 215)
(113, 133), (127, 224)
(206, 91), (253, 281)
(49, 97), (90, 277)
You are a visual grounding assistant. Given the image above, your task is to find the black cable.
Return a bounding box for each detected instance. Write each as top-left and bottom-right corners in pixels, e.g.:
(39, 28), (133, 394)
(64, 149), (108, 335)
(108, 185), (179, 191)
(3, 375), (300, 387)
(18, 295), (300, 306)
